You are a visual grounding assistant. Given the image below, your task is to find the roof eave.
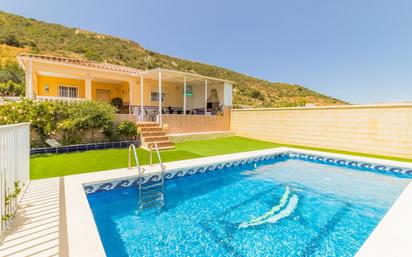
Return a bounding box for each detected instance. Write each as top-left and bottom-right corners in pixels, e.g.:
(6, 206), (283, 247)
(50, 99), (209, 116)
(134, 68), (235, 84)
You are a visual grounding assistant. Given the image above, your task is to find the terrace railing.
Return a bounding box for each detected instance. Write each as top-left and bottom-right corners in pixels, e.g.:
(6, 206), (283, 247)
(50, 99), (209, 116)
(35, 96), (86, 102)
(0, 123), (30, 239)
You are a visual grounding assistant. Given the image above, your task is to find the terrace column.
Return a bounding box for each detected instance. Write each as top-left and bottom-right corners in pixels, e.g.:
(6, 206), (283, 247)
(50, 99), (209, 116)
(158, 70), (162, 126)
(85, 74), (92, 100)
(25, 58), (33, 98)
(183, 75), (187, 115)
(204, 79), (208, 115)
(140, 76), (144, 122)
(129, 77), (133, 106)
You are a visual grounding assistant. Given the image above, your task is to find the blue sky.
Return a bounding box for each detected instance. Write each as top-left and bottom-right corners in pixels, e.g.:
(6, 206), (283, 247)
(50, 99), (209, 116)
(2, 0), (412, 104)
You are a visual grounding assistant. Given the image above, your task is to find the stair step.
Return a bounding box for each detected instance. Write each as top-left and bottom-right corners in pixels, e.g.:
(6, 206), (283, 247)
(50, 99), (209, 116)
(143, 136), (169, 143)
(141, 182), (163, 189)
(142, 186), (162, 194)
(141, 192), (163, 201)
(153, 141), (174, 147)
(142, 189), (162, 197)
(136, 122), (159, 128)
(141, 131), (166, 137)
(140, 127), (163, 132)
(140, 196), (163, 206)
(156, 146), (175, 150)
(140, 199), (164, 210)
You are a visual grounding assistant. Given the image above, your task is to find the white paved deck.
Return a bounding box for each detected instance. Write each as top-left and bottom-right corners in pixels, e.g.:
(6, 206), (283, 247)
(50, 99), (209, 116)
(0, 178), (67, 257)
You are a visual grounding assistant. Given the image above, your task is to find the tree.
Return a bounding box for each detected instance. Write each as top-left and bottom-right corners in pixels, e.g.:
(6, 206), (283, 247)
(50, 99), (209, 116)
(0, 34), (22, 47)
(0, 61), (25, 84)
(0, 81), (24, 96)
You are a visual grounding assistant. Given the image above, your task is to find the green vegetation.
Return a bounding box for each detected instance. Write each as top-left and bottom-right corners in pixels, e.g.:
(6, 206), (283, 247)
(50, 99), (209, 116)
(30, 136), (411, 180)
(0, 11), (346, 107)
(0, 61), (25, 96)
(0, 99), (125, 146)
(117, 121), (138, 140)
(110, 97), (123, 109)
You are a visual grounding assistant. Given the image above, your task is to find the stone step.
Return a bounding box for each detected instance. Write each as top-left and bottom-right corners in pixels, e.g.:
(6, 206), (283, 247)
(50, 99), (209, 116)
(139, 127), (163, 132)
(156, 145), (175, 150)
(141, 131), (166, 137)
(143, 136), (169, 143)
(144, 141), (174, 149)
(155, 141), (174, 148)
(136, 122), (160, 128)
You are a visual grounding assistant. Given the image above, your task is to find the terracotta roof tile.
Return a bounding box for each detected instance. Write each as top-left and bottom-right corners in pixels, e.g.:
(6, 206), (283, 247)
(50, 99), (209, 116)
(18, 54), (142, 74)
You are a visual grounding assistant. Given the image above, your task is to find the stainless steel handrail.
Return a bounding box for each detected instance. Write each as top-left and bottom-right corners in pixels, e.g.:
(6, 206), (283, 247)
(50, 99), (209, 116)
(152, 143), (165, 203)
(128, 144), (144, 205)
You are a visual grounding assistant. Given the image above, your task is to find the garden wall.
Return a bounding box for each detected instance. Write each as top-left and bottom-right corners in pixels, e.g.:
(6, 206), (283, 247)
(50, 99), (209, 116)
(231, 104), (412, 159)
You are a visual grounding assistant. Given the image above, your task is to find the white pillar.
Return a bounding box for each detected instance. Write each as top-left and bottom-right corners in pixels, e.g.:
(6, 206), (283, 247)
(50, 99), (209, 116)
(26, 59), (33, 98)
(140, 76), (144, 121)
(223, 82), (233, 107)
(204, 79), (208, 115)
(129, 77), (133, 105)
(158, 70), (162, 126)
(85, 74), (92, 100)
(183, 75), (187, 115)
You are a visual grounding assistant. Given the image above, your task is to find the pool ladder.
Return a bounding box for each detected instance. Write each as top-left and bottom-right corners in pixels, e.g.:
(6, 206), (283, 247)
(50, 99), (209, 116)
(128, 143), (165, 211)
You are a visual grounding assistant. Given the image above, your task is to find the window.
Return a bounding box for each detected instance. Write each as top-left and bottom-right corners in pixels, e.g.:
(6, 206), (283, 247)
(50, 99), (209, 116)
(59, 85), (78, 98)
(151, 91), (165, 102)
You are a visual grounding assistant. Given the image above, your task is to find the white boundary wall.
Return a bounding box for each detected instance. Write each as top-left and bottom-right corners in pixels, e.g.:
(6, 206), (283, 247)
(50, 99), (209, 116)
(0, 123), (30, 238)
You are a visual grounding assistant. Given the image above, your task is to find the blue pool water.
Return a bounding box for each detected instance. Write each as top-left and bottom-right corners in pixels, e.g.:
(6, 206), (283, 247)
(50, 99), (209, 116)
(86, 157), (410, 257)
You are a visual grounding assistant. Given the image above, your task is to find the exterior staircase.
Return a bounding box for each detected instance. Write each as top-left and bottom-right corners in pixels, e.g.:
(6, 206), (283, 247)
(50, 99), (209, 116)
(137, 122), (175, 150)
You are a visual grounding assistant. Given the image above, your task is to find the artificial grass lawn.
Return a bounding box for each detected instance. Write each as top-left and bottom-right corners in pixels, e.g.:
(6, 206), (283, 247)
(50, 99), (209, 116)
(30, 137), (281, 179)
(30, 136), (412, 180)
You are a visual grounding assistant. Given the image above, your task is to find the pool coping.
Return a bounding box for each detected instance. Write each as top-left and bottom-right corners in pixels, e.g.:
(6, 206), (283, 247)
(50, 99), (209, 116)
(63, 147), (412, 257)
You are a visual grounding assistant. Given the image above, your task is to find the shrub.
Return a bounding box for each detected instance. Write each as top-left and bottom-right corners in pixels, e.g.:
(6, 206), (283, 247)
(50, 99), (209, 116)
(117, 121), (138, 140)
(57, 101), (115, 143)
(0, 99), (116, 146)
(250, 90), (262, 99)
(111, 97), (123, 108)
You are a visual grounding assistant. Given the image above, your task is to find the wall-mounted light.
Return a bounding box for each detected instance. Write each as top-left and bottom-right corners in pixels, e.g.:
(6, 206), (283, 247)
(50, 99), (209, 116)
(44, 84), (49, 93)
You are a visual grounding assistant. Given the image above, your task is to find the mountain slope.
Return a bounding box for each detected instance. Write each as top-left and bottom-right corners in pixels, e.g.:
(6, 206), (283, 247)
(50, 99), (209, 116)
(0, 11), (346, 107)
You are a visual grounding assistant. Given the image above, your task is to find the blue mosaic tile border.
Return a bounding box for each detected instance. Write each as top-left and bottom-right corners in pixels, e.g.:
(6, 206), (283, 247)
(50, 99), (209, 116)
(83, 152), (412, 194)
(288, 152), (412, 176)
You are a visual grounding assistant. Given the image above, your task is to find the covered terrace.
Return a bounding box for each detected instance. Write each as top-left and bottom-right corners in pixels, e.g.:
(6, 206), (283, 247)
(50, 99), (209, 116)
(133, 68), (234, 125)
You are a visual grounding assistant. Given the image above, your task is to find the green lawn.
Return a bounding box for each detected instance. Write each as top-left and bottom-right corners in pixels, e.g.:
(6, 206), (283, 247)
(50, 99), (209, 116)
(30, 136), (412, 179)
(30, 137), (281, 179)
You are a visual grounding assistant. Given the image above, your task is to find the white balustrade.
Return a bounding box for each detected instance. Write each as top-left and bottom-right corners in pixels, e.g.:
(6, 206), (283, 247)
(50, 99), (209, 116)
(0, 122), (30, 238)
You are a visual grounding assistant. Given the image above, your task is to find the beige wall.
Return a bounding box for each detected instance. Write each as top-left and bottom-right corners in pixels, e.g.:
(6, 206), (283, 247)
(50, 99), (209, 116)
(231, 104), (412, 159)
(163, 107), (231, 134)
(136, 79), (183, 107)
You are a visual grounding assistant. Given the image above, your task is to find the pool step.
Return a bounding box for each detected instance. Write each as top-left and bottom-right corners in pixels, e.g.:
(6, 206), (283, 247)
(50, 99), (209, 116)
(137, 143), (166, 211)
(140, 198), (164, 210)
(140, 185), (164, 209)
(129, 143), (165, 212)
(142, 182), (163, 190)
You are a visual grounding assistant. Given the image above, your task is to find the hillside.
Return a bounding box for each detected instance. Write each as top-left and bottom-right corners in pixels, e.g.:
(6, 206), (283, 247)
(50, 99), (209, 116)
(0, 11), (346, 107)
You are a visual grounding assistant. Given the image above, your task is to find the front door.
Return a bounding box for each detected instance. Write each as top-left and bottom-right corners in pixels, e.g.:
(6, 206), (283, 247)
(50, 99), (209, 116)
(96, 89), (111, 103)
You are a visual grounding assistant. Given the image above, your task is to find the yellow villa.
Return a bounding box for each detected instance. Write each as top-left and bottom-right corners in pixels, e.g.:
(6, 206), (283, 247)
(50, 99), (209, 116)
(16, 54), (234, 124)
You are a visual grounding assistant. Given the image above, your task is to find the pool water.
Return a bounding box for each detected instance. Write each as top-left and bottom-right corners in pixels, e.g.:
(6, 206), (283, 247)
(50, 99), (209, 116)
(86, 158), (410, 257)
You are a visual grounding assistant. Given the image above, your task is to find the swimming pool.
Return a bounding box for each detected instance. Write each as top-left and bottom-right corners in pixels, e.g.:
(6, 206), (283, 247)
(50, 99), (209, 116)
(85, 152), (411, 257)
